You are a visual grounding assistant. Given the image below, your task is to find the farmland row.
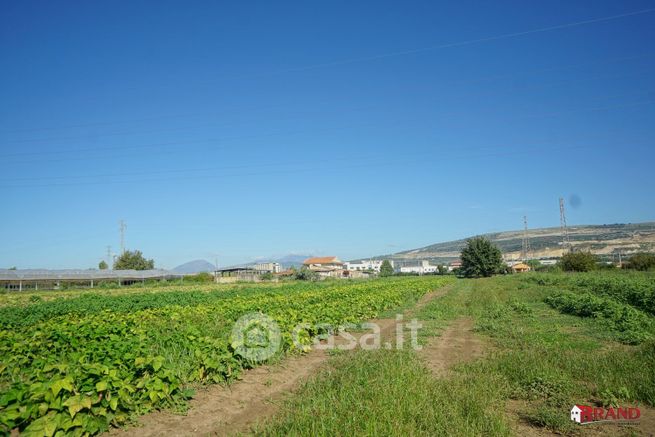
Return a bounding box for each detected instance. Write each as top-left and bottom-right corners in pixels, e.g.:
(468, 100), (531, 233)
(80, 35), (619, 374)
(0, 276), (453, 436)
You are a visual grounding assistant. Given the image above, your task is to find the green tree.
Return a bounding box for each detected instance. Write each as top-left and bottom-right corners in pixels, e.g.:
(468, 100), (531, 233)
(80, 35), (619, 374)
(625, 253), (655, 271)
(260, 272), (274, 281)
(8, 266), (17, 270)
(525, 259), (541, 269)
(460, 237), (504, 278)
(295, 266), (318, 281)
(113, 250), (155, 270)
(437, 264), (447, 275)
(559, 251), (597, 272)
(98, 260), (108, 270)
(379, 260), (394, 277)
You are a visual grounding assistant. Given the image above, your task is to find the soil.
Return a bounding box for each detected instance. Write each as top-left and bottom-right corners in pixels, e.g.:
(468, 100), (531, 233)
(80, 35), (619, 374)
(418, 317), (484, 377)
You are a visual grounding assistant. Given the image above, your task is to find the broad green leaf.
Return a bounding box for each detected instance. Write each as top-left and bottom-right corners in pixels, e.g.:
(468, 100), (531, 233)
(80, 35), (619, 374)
(50, 377), (74, 397)
(152, 356), (164, 372)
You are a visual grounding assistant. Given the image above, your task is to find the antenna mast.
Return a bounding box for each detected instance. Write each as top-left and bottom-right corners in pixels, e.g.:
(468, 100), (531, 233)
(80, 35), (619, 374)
(559, 198), (570, 253)
(119, 220), (126, 254)
(522, 215), (531, 262)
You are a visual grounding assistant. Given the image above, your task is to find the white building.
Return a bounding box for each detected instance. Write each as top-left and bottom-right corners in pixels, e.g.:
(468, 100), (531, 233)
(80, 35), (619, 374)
(252, 262), (281, 273)
(345, 260), (384, 272)
(399, 260), (437, 275)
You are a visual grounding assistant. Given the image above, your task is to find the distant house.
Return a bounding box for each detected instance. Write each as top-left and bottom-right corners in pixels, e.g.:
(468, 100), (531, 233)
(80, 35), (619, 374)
(252, 262), (281, 273)
(399, 260), (437, 275)
(214, 265), (259, 283)
(448, 260), (462, 272)
(303, 256), (344, 278)
(303, 256), (343, 268)
(345, 260), (383, 272)
(275, 269), (295, 277)
(512, 262), (531, 273)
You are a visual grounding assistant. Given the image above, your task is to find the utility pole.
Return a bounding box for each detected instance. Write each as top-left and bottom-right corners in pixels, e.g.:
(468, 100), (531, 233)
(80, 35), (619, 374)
(559, 198), (571, 253)
(119, 220), (126, 254)
(618, 251), (623, 268)
(522, 215), (531, 262)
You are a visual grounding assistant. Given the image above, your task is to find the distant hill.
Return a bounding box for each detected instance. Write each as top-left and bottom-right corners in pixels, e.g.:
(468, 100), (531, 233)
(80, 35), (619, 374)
(172, 259), (216, 274)
(252, 254), (311, 269)
(378, 222), (655, 264)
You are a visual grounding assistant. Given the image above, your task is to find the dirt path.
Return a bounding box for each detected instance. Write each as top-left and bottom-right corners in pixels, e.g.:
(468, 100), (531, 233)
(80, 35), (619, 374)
(110, 286), (453, 437)
(419, 317), (484, 377)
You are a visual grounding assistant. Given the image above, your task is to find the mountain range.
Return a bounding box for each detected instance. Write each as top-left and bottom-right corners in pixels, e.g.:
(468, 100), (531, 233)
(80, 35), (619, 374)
(172, 254), (311, 273)
(173, 222), (655, 272)
(377, 222), (655, 264)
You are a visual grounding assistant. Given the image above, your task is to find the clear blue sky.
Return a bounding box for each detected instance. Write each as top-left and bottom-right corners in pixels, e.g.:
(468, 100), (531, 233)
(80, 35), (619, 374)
(1, 0), (654, 269)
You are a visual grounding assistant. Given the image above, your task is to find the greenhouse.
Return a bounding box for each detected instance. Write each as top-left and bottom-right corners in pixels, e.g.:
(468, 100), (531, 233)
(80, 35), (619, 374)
(0, 269), (184, 291)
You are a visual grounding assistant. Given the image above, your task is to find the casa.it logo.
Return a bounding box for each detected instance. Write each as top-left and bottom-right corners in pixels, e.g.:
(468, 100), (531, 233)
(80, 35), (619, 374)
(570, 404), (640, 425)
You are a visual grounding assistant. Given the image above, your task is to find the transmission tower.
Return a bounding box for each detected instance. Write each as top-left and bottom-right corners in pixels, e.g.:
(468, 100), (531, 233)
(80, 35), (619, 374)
(106, 246), (112, 267)
(522, 216), (531, 262)
(559, 198), (571, 252)
(119, 220), (126, 254)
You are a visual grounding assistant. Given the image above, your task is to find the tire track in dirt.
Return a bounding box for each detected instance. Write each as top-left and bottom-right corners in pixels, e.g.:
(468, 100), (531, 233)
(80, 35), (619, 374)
(419, 317), (484, 377)
(110, 285), (454, 437)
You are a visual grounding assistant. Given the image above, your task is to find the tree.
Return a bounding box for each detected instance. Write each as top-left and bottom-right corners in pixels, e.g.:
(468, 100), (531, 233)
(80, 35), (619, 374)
(437, 265), (447, 275)
(294, 266), (318, 281)
(379, 260), (394, 277)
(98, 260), (108, 270)
(113, 250), (155, 270)
(460, 237), (504, 278)
(625, 252), (655, 271)
(260, 272), (274, 281)
(526, 259), (541, 269)
(559, 251), (597, 272)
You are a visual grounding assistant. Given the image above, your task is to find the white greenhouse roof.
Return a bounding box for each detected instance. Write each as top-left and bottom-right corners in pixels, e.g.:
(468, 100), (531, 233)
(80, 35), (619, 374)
(0, 269), (183, 281)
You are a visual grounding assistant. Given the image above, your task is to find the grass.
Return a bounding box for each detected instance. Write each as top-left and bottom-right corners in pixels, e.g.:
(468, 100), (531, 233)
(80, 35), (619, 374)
(256, 272), (655, 436)
(255, 349), (510, 437)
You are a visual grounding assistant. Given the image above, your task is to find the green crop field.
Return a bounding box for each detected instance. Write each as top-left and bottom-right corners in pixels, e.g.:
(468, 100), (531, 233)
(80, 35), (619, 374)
(0, 277), (453, 436)
(257, 271), (655, 436)
(3, 271), (654, 436)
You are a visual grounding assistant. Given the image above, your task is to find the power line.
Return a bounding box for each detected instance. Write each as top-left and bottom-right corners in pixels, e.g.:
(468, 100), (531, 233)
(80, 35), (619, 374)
(265, 8), (655, 75)
(1, 8), (653, 139)
(2, 137), (652, 189)
(2, 91), (652, 169)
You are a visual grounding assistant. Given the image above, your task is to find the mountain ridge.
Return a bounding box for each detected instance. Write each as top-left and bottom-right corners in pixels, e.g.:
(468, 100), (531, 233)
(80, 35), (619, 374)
(375, 221), (655, 263)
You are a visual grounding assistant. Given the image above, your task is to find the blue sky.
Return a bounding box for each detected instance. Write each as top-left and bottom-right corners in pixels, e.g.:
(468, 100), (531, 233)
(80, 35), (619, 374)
(1, 0), (654, 269)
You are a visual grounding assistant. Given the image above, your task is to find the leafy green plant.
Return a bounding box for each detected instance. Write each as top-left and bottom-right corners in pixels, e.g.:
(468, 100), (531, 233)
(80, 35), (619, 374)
(544, 291), (653, 344)
(558, 251), (597, 272)
(0, 277), (454, 435)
